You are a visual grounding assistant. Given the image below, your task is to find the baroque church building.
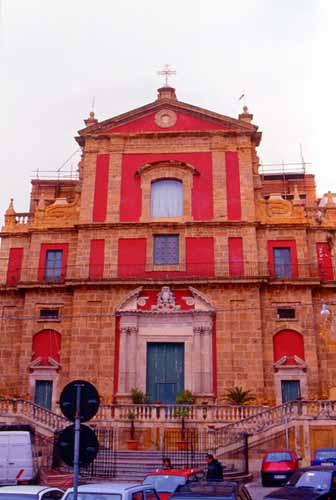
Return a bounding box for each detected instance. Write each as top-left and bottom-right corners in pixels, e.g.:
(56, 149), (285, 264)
(1, 84), (336, 411)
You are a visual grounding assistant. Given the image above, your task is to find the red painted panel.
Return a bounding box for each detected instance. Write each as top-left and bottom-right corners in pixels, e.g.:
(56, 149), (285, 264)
(38, 243), (69, 282)
(137, 289), (195, 310)
(273, 330), (304, 365)
(106, 110), (230, 134)
(186, 237), (214, 276)
(120, 152), (213, 222)
(316, 242), (333, 280)
(117, 238), (146, 277)
(93, 154), (109, 222)
(228, 237), (244, 277)
(7, 248), (23, 286)
(113, 316), (120, 402)
(32, 329), (61, 366)
(267, 240), (298, 278)
(89, 240), (105, 279)
(225, 151), (241, 220)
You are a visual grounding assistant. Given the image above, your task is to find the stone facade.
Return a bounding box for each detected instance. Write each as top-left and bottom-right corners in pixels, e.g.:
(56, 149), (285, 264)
(1, 86), (336, 409)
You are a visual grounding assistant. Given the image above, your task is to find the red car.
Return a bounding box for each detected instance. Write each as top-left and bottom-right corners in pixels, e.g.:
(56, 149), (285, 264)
(143, 469), (205, 500)
(261, 449), (299, 487)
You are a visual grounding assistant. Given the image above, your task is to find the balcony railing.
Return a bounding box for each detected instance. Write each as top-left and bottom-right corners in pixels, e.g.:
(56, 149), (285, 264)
(3, 260), (326, 287)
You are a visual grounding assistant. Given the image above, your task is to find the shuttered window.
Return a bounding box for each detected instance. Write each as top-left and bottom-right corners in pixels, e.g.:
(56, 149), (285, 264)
(153, 235), (179, 265)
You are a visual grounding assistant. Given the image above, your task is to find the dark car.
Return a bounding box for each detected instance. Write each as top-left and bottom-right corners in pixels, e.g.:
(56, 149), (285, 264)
(263, 466), (336, 500)
(170, 481), (252, 500)
(261, 449), (299, 486)
(311, 448), (336, 466)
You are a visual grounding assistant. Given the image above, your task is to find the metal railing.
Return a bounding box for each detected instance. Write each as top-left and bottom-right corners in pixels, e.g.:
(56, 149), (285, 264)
(3, 260), (326, 287)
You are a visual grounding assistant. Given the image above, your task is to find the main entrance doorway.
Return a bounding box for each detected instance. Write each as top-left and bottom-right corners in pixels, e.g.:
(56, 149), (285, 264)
(146, 343), (184, 403)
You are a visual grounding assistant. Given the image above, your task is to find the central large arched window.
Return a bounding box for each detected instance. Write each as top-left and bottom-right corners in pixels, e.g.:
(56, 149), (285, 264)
(151, 179), (183, 217)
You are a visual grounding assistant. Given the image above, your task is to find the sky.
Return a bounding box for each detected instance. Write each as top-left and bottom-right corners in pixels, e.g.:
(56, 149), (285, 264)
(0, 0), (335, 217)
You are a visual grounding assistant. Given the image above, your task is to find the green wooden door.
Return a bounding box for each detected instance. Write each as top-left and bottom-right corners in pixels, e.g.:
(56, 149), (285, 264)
(146, 343), (184, 403)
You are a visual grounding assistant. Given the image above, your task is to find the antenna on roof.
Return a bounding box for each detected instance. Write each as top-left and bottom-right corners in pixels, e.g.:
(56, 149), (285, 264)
(299, 143), (306, 173)
(91, 96), (96, 113)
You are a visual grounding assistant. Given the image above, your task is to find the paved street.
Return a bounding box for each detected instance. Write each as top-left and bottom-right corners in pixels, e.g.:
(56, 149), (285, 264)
(246, 479), (278, 500)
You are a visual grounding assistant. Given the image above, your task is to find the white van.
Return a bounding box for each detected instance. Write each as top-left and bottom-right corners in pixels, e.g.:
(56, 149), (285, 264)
(0, 429), (37, 485)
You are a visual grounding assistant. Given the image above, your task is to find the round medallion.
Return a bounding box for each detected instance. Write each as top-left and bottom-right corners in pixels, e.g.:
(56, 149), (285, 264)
(155, 109), (177, 128)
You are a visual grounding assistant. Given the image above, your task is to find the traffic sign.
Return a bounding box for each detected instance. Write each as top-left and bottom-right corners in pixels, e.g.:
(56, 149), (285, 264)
(57, 424), (99, 467)
(60, 380), (100, 422)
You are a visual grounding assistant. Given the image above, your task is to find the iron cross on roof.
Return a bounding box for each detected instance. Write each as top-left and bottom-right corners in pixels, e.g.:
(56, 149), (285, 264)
(157, 64), (176, 87)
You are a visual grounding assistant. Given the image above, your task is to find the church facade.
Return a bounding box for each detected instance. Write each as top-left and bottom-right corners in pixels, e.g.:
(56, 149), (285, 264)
(1, 85), (336, 411)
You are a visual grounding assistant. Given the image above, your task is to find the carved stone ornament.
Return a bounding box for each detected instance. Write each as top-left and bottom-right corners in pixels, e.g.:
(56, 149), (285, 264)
(182, 296), (195, 306)
(155, 109), (177, 128)
(137, 296), (149, 307)
(266, 194), (292, 217)
(120, 326), (138, 335)
(152, 286), (180, 311)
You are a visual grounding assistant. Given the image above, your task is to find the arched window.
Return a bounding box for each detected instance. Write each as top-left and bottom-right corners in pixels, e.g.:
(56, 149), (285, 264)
(151, 179), (183, 217)
(32, 329), (61, 366)
(273, 329), (304, 365)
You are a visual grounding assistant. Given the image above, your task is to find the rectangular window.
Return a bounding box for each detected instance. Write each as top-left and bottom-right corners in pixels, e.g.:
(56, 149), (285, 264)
(153, 235), (179, 265)
(281, 380), (300, 403)
(34, 380), (53, 410)
(273, 247), (291, 278)
(277, 308), (295, 319)
(45, 250), (63, 281)
(39, 309), (59, 320)
(268, 240), (298, 279)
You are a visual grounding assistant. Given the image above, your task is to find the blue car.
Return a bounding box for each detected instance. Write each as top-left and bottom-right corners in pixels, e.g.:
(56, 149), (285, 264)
(311, 448), (336, 465)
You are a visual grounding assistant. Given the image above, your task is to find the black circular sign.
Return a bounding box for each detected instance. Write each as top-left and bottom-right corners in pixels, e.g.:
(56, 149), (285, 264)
(60, 380), (100, 422)
(57, 424), (99, 467)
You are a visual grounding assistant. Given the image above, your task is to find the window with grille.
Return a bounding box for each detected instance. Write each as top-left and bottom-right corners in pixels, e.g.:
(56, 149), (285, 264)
(153, 235), (179, 265)
(39, 308), (59, 320)
(44, 250), (63, 281)
(277, 308), (295, 319)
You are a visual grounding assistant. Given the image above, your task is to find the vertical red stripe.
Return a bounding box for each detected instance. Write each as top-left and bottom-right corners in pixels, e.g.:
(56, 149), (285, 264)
(113, 316), (120, 402)
(316, 242), (333, 280)
(186, 237), (214, 276)
(212, 315), (217, 397)
(228, 237), (244, 277)
(93, 154), (109, 222)
(117, 239), (147, 277)
(226, 151), (241, 220)
(6, 248), (23, 286)
(89, 240), (105, 279)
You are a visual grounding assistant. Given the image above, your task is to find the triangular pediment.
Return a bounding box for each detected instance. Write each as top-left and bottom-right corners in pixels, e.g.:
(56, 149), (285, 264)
(77, 96), (259, 140)
(116, 286), (215, 314)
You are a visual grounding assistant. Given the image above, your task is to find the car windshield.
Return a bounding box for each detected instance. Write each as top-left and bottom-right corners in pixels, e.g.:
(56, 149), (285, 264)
(0, 496), (36, 500)
(316, 450), (336, 460)
(143, 475), (187, 492)
(64, 494), (121, 500)
(288, 470), (332, 490)
(265, 452), (292, 462)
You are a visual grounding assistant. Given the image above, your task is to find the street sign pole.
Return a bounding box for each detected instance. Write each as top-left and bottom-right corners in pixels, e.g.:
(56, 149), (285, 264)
(73, 383), (82, 500)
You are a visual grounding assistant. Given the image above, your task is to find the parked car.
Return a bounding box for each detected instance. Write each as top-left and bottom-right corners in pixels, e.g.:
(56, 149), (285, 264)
(261, 449), (299, 487)
(0, 485), (64, 499)
(61, 482), (161, 500)
(263, 466), (336, 500)
(143, 469), (205, 500)
(311, 448), (336, 466)
(169, 480), (252, 500)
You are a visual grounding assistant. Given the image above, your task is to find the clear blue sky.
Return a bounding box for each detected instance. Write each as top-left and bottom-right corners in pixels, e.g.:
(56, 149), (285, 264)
(0, 0), (334, 216)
